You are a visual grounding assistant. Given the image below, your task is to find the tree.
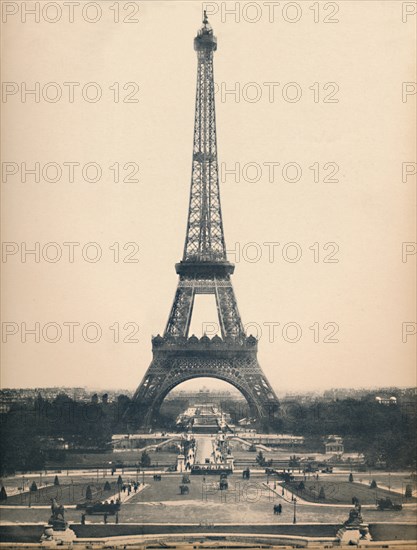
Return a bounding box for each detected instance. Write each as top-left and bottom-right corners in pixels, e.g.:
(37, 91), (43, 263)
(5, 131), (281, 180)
(54, 475), (60, 486)
(104, 481), (111, 491)
(140, 451), (151, 467)
(405, 484), (412, 498)
(0, 486), (7, 501)
(318, 487), (325, 500)
(256, 451), (265, 467)
(117, 475), (123, 486)
(297, 481), (305, 492)
(289, 455), (300, 468)
(349, 473), (354, 482)
(370, 479), (377, 489)
(30, 481), (38, 492)
(86, 485), (93, 500)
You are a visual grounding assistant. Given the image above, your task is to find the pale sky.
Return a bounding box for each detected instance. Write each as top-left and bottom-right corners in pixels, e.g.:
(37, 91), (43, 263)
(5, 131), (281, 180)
(1, 1), (416, 393)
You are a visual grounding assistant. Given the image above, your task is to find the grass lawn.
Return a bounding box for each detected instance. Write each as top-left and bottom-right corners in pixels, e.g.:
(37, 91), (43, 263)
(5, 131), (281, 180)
(2, 480), (119, 506)
(46, 450), (178, 469)
(285, 480), (416, 505)
(1, 473), (416, 525)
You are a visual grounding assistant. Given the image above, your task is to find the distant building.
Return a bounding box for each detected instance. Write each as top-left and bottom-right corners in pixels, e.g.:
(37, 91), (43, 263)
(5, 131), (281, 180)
(375, 396), (397, 405)
(166, 388), (242, 403)
(38, 437), (68, 450)
(325, 435), (344, 455)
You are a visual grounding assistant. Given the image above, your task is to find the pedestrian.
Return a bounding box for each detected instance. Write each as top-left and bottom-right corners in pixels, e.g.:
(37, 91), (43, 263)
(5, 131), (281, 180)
(278, 503), (282, 514)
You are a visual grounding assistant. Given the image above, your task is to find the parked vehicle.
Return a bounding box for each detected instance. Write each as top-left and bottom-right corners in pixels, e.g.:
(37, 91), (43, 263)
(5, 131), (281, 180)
(219, 473), (228, 490)
(376, 497), (403, 511)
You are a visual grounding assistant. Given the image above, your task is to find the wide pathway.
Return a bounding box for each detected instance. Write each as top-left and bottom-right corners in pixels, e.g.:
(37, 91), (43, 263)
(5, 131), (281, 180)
(194, 436), (215, 465)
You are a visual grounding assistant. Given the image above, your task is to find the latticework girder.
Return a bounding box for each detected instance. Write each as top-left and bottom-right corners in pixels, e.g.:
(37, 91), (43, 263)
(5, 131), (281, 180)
(130, 14), (279, 428)
(183, 19), (226, 262)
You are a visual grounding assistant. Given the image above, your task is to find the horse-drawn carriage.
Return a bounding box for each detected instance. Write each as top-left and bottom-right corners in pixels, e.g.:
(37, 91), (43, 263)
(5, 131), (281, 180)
(179, 484), (190, 495)
(219, 473), (228, 490)
(376, 497), (403, 511)
(182, 474), (190, 484)
(276, 471), (294, 483)
(77, 501), (121, 523)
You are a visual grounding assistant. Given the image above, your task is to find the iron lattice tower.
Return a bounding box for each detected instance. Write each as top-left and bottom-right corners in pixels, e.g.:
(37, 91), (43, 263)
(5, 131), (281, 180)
(131, 14), (279, 428)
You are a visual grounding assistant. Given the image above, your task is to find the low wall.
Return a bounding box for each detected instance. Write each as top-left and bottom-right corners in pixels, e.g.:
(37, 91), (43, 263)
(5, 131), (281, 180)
(1, 522), (416, 543)
(0, 523), (339, 543)
(0, 524), (44, 543)
(71, 523), (340, 538)
(369, 523), (417, 541)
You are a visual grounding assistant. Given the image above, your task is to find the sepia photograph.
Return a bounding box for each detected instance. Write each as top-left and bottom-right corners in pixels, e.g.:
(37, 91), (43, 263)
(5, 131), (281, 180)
(1, 1), (416, 548)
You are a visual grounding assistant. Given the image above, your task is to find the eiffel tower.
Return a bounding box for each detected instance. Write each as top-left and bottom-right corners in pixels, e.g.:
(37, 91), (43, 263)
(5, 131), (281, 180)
(130, 13), (279, 429)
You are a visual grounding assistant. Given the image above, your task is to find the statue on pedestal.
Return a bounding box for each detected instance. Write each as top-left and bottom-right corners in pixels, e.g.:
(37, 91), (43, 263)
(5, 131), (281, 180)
(344, 501), (363, 528)
(41, 498), (76, 545)
(48, 498), (67, 531)
(337, 499), (372, 545)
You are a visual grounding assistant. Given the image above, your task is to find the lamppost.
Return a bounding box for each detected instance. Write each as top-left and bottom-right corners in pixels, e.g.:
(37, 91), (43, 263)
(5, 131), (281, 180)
(293, 497), (297, 524)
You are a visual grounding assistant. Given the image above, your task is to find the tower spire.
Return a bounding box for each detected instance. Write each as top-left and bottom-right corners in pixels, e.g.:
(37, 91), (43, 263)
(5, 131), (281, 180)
(181, 11), (224, 264)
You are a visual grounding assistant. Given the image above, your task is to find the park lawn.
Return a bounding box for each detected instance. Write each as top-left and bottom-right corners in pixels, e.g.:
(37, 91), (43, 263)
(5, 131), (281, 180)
(46, 450), (178, 469)
(285, 480), (415, 505)
(1, 480), (119, 506)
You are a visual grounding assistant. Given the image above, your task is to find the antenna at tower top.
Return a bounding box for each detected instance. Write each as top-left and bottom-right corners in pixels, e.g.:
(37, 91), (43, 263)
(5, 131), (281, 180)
(195, 11), (216, 51)
(201, 10), (212, 32)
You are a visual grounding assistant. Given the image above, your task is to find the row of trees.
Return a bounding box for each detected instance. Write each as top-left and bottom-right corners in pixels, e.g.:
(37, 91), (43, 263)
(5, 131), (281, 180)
(1, 393), (416, 474)
(0, 393), (132, 475)
(280, 398), (417, 469)
(219, 397), (416, 469)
